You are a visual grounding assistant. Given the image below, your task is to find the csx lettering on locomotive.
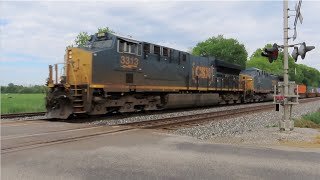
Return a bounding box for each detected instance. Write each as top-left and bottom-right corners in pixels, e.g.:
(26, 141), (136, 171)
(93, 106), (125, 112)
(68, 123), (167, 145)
(193, 66), (211, 79)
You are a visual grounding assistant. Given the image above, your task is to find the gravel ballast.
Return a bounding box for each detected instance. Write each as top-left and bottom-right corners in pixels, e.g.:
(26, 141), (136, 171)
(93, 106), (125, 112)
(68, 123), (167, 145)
(175, 100), (320, 145)
(0, 115), (46, 121)
(89, 102), (274, 126)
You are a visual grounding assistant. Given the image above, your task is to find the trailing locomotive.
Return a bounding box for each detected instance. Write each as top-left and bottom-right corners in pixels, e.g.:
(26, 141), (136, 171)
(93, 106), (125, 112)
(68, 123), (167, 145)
(297, 84), (320, 98)
(240, 68), (280, 101)
(46, 32), (279, 119)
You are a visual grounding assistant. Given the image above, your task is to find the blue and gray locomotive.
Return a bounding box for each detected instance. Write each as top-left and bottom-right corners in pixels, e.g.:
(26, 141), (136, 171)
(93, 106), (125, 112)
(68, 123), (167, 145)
(46, 32), (279, 119)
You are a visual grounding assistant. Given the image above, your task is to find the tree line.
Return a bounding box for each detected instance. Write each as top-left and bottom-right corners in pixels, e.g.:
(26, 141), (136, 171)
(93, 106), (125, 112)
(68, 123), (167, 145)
(1, 83), (47, 94)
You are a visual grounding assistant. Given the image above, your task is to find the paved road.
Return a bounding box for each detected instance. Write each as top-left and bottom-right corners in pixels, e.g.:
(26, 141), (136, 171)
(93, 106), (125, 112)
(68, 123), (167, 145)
(2, 129), (320, 180)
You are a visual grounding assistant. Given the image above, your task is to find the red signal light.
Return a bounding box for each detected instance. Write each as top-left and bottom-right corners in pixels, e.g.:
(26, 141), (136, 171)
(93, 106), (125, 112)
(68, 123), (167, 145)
(261, 43), (279, 63)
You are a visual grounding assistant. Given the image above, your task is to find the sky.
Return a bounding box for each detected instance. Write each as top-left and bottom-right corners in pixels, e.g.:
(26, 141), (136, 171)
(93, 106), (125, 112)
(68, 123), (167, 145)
(0, 0), (319, 85)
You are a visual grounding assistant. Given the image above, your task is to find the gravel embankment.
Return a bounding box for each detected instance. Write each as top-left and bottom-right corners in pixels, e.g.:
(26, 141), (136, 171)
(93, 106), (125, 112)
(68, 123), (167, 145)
(90, 102), (273, 126)
(175, 100), (320, 144)
(0, 115), (46, 121)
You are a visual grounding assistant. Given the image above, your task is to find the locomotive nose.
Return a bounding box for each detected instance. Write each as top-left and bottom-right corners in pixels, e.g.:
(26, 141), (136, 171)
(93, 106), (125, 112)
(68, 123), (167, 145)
(66, 47), (93, 85)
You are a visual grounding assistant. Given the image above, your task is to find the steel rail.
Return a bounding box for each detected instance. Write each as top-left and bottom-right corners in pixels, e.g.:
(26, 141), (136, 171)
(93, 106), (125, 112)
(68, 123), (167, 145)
(1, 126), (134, 154)
(2, 105), (267, 154)
(121, 104), (273, 130)
(1, 112), (46, 119)
(120, 97), (320, 130)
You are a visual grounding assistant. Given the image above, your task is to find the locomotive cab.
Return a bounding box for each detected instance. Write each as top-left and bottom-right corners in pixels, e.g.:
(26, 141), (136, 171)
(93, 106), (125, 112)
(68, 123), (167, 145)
(240, 68), (280, 102)
(46, 32), (116, 119)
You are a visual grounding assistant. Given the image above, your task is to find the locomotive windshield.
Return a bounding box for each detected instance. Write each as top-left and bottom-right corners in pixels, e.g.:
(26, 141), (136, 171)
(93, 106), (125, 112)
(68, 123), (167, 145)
(85, 32), (114, 49)
(92, 39), (113, 48)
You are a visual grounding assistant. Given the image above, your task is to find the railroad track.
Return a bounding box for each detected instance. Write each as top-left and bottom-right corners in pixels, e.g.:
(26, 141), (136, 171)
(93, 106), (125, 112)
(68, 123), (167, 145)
(1, 125), (134, 154)
(0, 119), (48, 126)
(120, 104), (273, 130)
(1, 97), (319, 154)
(1, 105), (269, 154)
(1, 112), (46, 119)
(121, 97), (320, 130)
(1, 113), (48, 126)
(0, 101), (262, 120)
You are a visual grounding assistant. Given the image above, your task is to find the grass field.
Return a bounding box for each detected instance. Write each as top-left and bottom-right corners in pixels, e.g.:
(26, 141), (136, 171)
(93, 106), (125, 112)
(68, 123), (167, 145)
(295, 109), (320, 128)
(1, 93), (46, 114)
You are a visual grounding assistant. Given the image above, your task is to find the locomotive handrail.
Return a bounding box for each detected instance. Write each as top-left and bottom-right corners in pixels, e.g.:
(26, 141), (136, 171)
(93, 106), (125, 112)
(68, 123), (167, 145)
(69, 61), (78, 96)
(48, 65), (54, 87)
(81, 65), (91, 102)
(47, 63), (66, 87)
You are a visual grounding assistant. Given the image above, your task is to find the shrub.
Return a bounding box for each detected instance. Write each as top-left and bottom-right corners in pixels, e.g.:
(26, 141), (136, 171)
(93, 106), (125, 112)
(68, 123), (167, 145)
(294, 109), (320, 128)
(302, 111), (320, 125)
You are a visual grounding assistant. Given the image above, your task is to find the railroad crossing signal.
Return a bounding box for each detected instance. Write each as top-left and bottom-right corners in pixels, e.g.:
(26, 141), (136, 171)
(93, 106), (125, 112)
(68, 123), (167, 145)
(261, 43), (279, 63)
(291, 42), (315, 62)
(294, 0), (303, 26)
(291, 47), (299, 61)
(293, 0), (303, 41)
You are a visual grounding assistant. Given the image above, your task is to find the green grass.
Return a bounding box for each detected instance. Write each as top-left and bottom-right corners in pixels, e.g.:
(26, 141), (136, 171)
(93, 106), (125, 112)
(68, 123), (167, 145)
(1, 93), (46, 114)
(294, 109), (320, 128)
(303, 111), (320, 124)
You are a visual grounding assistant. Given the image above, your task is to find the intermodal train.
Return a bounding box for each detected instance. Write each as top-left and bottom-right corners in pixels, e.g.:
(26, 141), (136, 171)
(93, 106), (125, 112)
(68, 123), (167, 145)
(45, 32), (319, 119)
(297, 84), (320, 98)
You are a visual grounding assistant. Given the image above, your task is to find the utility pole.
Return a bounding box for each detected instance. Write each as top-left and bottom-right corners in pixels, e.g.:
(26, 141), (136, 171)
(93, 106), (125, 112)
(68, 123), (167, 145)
(281, 0), (293, 131)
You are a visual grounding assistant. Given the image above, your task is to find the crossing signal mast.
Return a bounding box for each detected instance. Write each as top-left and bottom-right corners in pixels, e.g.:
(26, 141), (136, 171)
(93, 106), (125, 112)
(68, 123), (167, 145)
(262, 0), (315, 131)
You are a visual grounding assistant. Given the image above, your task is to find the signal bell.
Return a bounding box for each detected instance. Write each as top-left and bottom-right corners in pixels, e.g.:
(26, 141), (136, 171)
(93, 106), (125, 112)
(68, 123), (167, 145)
(292, 42), (315, 62)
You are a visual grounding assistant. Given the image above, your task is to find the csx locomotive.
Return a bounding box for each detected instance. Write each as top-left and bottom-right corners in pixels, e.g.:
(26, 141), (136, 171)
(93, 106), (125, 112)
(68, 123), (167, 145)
(46, 32), (280, 119)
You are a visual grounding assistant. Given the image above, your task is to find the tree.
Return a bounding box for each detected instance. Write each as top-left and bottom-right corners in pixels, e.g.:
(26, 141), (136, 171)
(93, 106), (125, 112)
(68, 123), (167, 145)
(6, 83), (17, 93)
(97, 27), (114, 34)
(74, 32), (90, 46)
(1, 84), (47, 93)
(192, 35), (248, 68)
(74, 27), (115, 46)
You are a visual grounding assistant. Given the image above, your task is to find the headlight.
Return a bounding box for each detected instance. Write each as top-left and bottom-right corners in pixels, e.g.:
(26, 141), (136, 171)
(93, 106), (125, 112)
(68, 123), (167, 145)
(68, 55), (72, 59)
(68, 51), (72, 55)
